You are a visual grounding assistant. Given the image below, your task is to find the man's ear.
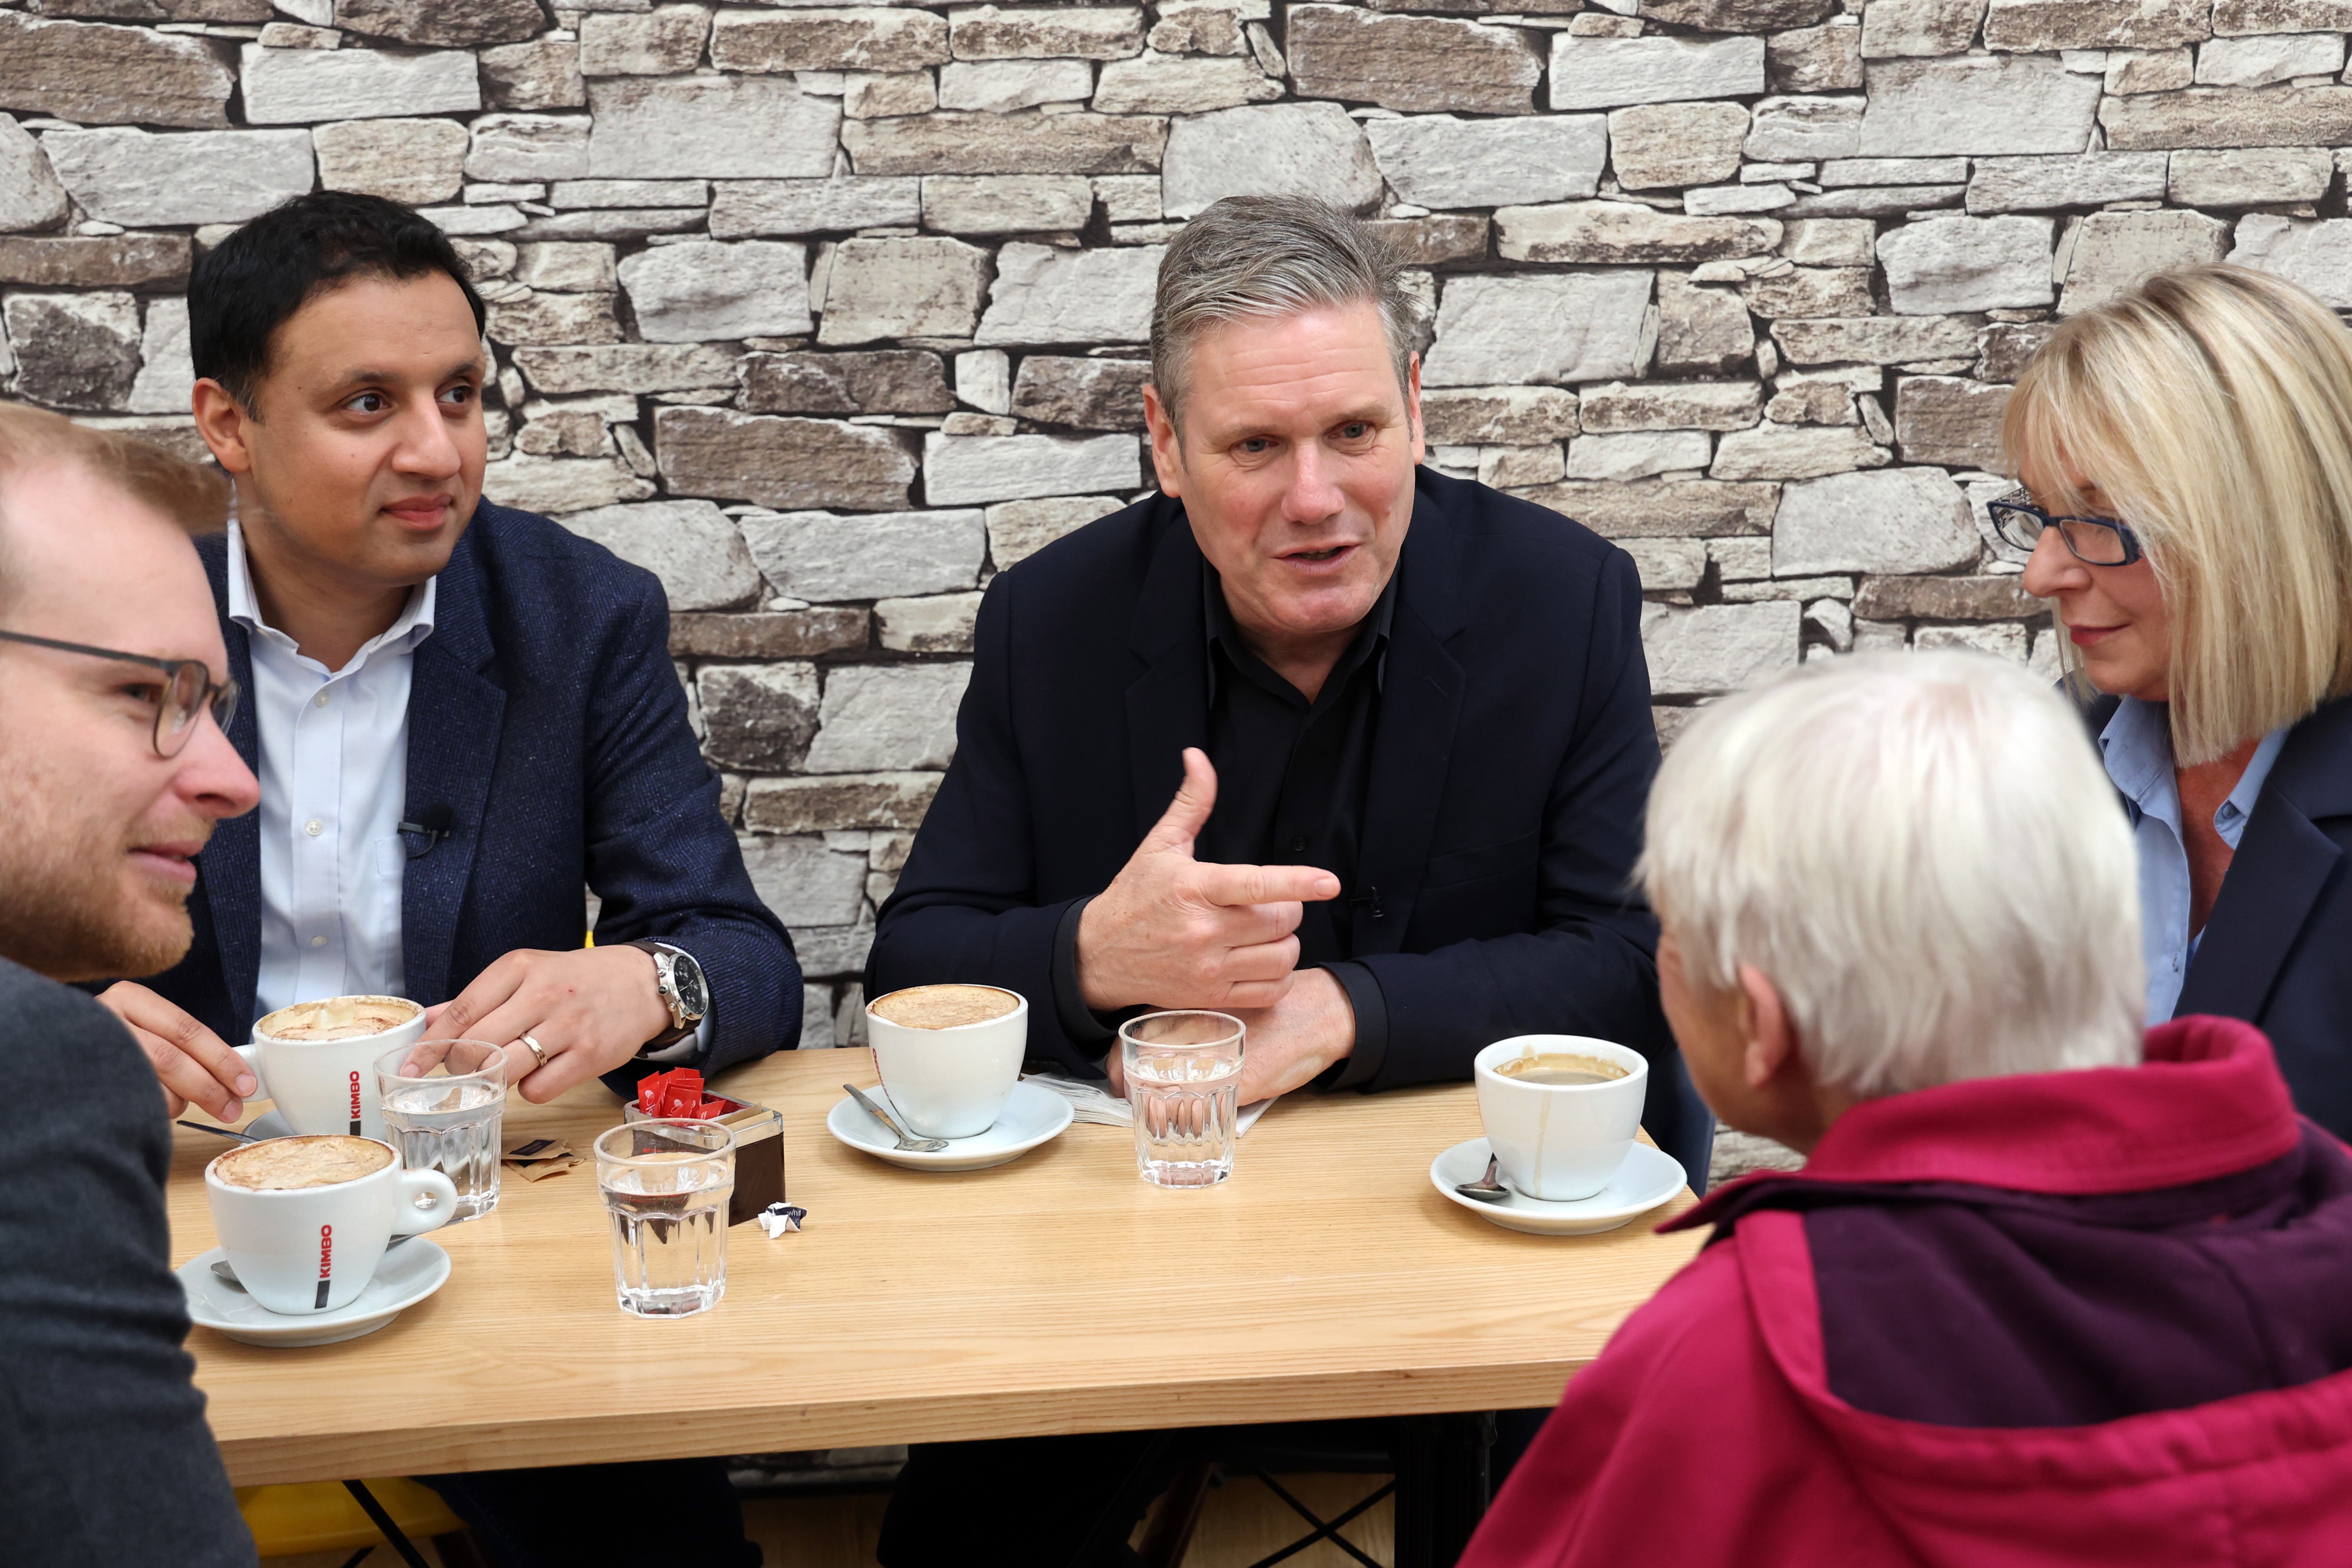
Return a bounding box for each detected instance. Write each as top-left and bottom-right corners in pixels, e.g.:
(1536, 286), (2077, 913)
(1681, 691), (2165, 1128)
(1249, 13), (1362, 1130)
(190, 378), (256, 477)
(1405, 351), (1424, 466)
(1141, 381), (1185, 499)
(1735, 962), (1797, 1091)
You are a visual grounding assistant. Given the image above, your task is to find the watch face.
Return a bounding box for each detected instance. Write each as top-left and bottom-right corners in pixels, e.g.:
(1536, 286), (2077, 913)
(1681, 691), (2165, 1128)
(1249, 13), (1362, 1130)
(671, 954), (709, 1020)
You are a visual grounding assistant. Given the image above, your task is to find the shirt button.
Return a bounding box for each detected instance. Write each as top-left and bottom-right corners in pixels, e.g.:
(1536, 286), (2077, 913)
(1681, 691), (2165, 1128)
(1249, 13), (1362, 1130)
(310, 936), (326, 948)
(1289, 835), (1309, 854)
(314, 691), (330, 708)
(304, 818), (323, 837)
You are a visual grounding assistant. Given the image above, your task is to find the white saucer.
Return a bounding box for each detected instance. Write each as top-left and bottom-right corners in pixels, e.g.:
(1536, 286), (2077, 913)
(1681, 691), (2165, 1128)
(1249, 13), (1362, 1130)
(242, 1109), (293, 1139)
(827, 1080), (1074, 1172)
(1429, 1139), (1686, 1236)
(178, 1238), (451, 1348)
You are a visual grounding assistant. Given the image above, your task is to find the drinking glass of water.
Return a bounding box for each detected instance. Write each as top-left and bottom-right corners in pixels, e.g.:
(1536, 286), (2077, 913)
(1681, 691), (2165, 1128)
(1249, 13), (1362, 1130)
(376, 1039), (508, 1221)
(1120, 1010), (1246, 1188)
(593, 1119), (735, 1318)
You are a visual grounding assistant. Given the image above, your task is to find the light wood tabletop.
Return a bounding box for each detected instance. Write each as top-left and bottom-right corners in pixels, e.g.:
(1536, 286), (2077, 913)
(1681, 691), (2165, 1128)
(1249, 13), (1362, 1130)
(169, 1050), (1705, 1486)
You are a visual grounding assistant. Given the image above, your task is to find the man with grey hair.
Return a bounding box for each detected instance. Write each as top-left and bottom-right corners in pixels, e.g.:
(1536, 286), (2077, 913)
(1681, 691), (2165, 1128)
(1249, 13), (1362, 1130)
(1459, 652), (2352, 1567)
(869, 196), (1697, 1563)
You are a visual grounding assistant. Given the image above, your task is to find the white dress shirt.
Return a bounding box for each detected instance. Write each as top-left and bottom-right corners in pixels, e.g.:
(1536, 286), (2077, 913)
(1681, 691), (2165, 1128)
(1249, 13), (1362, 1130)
(2097, 696), (2288, 1026)
(230, 520), (437, 1021)
(231, 521), (710, 1058)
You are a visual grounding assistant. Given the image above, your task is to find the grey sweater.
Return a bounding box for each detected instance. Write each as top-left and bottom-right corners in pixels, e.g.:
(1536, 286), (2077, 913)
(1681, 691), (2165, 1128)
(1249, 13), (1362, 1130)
(0, 957), (254, 1566)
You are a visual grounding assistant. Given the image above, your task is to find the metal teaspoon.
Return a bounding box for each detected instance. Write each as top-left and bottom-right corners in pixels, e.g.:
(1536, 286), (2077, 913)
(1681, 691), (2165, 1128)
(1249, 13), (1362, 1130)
(843, 1084), (949, 1152)
(1456, 1153), (1512, 1202)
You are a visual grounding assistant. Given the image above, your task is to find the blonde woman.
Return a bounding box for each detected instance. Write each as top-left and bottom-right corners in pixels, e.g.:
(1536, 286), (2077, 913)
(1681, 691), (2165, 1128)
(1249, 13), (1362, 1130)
(1994, 262), (2352, 1138)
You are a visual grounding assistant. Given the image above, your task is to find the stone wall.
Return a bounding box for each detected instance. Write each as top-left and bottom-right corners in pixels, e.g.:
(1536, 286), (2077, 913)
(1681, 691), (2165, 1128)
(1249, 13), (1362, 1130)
(1, 0), (2318, 1047)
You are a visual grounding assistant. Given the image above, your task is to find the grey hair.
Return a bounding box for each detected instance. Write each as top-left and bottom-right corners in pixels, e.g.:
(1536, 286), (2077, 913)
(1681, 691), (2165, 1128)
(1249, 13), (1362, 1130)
(1639, 652), (2145, 1100)
(1150, 195), (1418, 429)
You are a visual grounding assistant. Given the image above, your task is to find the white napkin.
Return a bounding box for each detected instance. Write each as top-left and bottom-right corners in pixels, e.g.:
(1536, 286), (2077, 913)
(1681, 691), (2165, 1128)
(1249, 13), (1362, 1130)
(1023, 1072), (1278, 1136)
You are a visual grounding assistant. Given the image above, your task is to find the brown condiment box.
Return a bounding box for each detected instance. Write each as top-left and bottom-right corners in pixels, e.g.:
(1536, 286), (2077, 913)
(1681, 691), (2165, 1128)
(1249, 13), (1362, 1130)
(623, 1099), (785, 1226)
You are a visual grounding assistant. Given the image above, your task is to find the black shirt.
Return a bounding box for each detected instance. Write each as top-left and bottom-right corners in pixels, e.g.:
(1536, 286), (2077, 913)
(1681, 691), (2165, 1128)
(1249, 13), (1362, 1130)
(1050, 565), (1397, 1087)
(1198, 563), (1391, 965)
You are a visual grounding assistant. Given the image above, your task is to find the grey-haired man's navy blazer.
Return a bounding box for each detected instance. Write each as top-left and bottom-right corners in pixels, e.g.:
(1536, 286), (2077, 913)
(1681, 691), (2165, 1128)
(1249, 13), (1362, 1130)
(145, 499), (800, 1084)
(869, 467), (1711, 1182)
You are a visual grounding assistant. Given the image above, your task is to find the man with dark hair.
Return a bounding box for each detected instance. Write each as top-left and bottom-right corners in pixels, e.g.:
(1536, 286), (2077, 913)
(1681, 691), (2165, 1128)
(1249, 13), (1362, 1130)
(0, 402), (260, 1567)
(94, 191), (785, 1567)
(868, 196), (1699, 1565)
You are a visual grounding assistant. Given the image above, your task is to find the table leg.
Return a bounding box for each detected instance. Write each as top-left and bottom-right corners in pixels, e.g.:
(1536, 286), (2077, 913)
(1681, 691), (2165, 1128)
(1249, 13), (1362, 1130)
(1392, 1412), (1494, 1568)
(341, 1479), (431, 1568)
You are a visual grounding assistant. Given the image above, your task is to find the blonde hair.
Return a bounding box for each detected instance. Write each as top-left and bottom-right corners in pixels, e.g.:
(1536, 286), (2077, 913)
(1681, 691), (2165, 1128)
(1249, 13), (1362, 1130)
(2003, 264), (2352, 765)
(0, 403), (228, 610)
(0, 402), (229, 529)
(1639, 654), (2144, 1099)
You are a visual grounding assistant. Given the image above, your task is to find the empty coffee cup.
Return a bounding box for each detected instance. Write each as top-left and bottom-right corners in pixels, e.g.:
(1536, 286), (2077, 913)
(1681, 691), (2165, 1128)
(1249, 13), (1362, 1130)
(239, 995), (427, 1141)
(1473, 1035), (1648, 1202)
(205, 1135), (457, 1315)
(864, 984), (1027, 1139)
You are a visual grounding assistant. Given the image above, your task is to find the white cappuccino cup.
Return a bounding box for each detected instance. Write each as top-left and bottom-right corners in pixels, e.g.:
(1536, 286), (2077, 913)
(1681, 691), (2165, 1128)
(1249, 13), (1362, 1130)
(238, 995), (427, 1142)
(864, 984), (1028, 1139)
(205, 1135), (457, 1315)
(1473, 1035), (1649, 1202)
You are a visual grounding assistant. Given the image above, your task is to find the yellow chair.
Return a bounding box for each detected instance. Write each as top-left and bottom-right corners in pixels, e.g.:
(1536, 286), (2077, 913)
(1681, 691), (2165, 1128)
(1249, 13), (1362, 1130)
(237, 1477), (464, 1560)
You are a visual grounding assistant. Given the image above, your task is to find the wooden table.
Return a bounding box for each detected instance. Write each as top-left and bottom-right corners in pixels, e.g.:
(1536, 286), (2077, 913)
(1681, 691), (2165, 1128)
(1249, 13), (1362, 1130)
(171, 1050), (1702, 1500)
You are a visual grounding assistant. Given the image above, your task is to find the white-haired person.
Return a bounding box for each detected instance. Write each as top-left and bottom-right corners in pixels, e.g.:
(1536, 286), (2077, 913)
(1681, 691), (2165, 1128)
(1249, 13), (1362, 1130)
(1996, 263), (2352, 1139)
(1458, 654), (2352, 1568)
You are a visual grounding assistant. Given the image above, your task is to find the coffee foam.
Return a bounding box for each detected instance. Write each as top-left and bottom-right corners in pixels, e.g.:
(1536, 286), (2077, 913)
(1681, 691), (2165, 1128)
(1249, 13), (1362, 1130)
(1495, 1052), (1628, 1083)
(258, 995), (420, 1043)
(214, 1135), (393, 1192)
(868, 984), (1019, 1030)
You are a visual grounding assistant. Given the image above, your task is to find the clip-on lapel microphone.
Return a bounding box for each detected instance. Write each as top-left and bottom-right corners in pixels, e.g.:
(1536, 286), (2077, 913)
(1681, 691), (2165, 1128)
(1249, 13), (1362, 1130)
(396, 803), (454, 859)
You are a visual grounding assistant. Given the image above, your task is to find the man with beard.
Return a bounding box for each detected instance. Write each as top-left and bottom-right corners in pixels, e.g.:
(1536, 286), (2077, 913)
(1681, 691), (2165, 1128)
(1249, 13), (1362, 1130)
(0, 403), (260, 1566)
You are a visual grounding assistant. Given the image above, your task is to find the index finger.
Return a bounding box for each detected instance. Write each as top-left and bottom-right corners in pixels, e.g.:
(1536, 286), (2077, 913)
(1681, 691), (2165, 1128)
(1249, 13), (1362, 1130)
(171, 1020), (256, 1099)
(109, 988), (255, 1096)
(423, 954), (532, 1041)
(1196, 862), (1343, 908)
(143, 1035), (243, 1123)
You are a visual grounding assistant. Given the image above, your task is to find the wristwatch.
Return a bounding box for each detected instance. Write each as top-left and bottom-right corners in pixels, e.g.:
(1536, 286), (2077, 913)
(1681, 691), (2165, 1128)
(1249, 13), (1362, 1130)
(624, 940), (708, 1052)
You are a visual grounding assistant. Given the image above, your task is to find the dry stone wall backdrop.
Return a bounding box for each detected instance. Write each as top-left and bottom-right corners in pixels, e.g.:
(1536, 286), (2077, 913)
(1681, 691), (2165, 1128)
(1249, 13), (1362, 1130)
(0, 0), (2324, 1054)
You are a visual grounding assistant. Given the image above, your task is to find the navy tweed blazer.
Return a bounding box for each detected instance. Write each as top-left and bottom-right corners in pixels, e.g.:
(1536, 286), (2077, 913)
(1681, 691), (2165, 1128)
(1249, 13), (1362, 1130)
(145, 499), (801, 1088)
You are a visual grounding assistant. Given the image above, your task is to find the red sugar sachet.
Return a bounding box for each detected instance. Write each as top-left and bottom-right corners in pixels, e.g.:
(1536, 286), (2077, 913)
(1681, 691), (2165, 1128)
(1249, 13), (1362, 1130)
(635, 1068), (732, 1121)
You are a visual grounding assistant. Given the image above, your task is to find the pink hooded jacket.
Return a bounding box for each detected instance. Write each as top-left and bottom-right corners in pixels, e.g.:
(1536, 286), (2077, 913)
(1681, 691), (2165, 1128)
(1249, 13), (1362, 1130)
(1460, 1017), (2352, 1568)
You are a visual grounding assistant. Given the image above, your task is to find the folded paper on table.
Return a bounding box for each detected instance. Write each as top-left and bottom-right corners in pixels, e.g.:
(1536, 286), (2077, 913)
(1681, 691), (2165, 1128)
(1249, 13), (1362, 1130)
(1023, 1073), (1277, 1136)
(501, 1137), (580, 1180)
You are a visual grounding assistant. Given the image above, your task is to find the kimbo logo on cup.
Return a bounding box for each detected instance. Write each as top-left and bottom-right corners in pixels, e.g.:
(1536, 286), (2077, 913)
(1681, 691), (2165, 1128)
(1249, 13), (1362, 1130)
(347, 1070), (362, 1135)
(316, 1224), (333, 1310)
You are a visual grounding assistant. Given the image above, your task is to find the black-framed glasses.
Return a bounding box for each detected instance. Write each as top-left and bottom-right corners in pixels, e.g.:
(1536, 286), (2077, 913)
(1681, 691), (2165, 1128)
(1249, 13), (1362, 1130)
(1985, 489), (2144, 568)
(0, 629), (240, 757)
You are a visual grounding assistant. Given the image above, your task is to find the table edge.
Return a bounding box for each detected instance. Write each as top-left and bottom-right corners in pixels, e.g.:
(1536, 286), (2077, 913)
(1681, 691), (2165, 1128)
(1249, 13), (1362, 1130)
(214, 1358), (1590, 1485)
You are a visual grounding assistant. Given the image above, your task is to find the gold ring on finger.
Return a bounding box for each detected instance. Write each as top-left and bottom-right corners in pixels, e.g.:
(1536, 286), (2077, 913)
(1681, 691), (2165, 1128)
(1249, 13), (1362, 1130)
(521, 1033), (549, 1069)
